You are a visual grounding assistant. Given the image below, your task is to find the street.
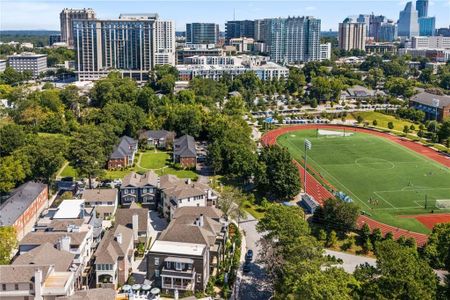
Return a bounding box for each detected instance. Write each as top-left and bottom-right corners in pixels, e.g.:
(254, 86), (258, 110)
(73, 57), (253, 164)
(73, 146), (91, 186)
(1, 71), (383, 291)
(238, 215), (271, 300)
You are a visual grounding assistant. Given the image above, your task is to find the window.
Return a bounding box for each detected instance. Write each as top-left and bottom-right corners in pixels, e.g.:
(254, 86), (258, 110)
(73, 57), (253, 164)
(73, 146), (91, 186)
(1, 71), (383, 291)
(166, 261), (171, 269)
(175, 262), (182, 270)
(154, 258), (159, 266)
(1, 284), (6, 291)
(197, 274), (201, 283)
(14, 284), (19, 290)
(155, 270), (160, 277)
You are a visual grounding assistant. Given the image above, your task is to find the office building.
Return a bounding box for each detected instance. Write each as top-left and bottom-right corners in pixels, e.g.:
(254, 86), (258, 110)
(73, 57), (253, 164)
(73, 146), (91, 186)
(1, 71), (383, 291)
(416, 0), (429, 18)
(379, 21), (398, 42)
(411, 36), (450, 49)
(410, 91), (450, 121)
(320, 43), (331, 61)
(338, 18), (366, 51)
(48, 34), (61, 46)
(398, 48), (450, 62)
(229, 37), (255, 53)
(60, 8), (96, 48)
(254, 19), (270, 42)
(267, 16), (321, 63)
(225, 20), (255, 41)
(73, 14), (175, 81)
(7, 53), (47, 78)
(398, 2), (419, 38)
(176, 45), (223, 64)
(436, 27), (450, 37)
(186, 23), (219, 44)
(419, 17), (435, 36)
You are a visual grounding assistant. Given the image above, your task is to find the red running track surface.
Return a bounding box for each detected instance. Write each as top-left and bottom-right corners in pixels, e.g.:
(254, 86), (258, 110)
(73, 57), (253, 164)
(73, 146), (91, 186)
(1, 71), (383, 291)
(261, 124), (450, 246)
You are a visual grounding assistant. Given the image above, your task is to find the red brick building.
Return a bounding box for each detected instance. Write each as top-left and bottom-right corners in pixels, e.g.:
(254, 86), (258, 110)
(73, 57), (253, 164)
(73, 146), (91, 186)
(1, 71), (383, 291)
(0, 182), (48, 241)
(173, 134), (197, 168)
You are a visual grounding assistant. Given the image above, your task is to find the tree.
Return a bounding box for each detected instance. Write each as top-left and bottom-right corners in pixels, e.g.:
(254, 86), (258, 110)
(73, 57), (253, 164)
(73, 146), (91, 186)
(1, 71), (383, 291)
(313, 198), (360, 233)
(403, 125), (410, 135)
(371, 228), (383, 245)
(385, 77), (415, 98)
(217, 187), (247, 221)
(223, 96), (246, 117)
(361, 223), (371, 241)
(0, 226), (17, 264)
(423, 223), (450, 270)
(0, 155), (29, 194)
(326, 230), (338, 247)
(388, 122), (394, 130)
(357, 115), (364, 123)
(0, 124), (27, 156)
(362, 237), (373, 254)
(384, 232), (394, 241)
(437, 119), (450, 144)
(68, 125), (108, 188)
(355, 240), (437, 300)
(372, 119), (378, 126)
(255, 145), (301, 201)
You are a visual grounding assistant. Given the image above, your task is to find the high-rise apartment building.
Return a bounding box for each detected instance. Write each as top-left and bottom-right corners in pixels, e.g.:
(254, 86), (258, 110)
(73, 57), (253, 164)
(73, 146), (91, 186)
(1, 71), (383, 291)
(419, 17), (436, 36)
(320, 43), (331, 61)
(416, 0), (429, 18)
(60, 8), (96, 48)
(338, 18), (366, 51)
(186, 23), (219, 44)
(225, 20), (255, 41)
(267, 16), (321, 63)
(73, 14), (175, 81)
(254, 19), (270, 42)
(398, 2), (419, 38)
(379, 21), (398, 42)
(411, 36), (450, 49)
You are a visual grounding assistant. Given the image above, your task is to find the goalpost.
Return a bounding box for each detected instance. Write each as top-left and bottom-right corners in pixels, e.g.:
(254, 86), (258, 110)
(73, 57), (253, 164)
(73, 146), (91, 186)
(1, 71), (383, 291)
(435, 199), (450, 209)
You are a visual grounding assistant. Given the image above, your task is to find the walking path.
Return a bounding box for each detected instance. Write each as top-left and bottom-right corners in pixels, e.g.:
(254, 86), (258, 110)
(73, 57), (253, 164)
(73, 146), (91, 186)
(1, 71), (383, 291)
(261, 124), (439, 246)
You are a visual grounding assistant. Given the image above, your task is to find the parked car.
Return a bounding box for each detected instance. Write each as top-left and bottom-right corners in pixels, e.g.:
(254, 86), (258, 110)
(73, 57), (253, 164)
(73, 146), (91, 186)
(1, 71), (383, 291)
(245, 249), (253, 262)
(243, 262), (251, 273)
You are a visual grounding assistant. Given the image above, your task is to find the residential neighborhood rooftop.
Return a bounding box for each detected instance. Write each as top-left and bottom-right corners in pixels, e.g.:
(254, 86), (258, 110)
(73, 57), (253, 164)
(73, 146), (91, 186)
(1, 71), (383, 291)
(109, 136), (138, 160)
(122, 171), (159, 188)
(94, 225), (133, 264)
(149, 240), (206, 256)
(12, 243), (75, 272)
(173, 134), (197, 158)
(53, 199), (86, 219)
(81, 189), (118, 203)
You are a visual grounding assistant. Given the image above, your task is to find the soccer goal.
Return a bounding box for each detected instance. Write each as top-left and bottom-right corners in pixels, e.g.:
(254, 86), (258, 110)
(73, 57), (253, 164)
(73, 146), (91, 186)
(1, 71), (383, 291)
(435, 199), (450, 209)
(318, 129), (354, 137)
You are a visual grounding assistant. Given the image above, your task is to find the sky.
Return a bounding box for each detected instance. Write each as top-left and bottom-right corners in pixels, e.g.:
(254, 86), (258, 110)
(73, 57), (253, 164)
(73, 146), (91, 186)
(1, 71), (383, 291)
(0, 0), (449, 31)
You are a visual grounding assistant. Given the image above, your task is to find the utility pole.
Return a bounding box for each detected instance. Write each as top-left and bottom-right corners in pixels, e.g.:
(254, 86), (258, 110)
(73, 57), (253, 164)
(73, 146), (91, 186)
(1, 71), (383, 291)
(425, 194), (428, 210)
(304, 139), (312, 193)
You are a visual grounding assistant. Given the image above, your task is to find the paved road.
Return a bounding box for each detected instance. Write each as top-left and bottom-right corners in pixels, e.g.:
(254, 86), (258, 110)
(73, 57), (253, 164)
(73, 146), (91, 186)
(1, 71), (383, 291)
(238, 215), (271, 300)
(325, 249), (376, 273)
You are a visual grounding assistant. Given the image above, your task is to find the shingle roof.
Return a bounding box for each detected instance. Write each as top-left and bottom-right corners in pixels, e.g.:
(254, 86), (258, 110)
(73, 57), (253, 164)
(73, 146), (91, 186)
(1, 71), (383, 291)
(82, 189), (118, 203)
(94, 225), (133, 264)
(13, 243), (75, 272)
(115, 207), (148, 233)
(173, 134), (196, 158)
(159, 214), (222, 247)
(410, 92), (450, 108)
(0, 265), (51, 284)
(47, 219), (85, 231)
(140, 130), (175, 140)
(0, 182), (47, 226)
(20, 231), (89, 248)
(109, 136), (137, 160)
(159, 175), (210, 199)
(57, 288), (116, 300)
(173, 206), (223, 220)
(122, 171), (159, 187)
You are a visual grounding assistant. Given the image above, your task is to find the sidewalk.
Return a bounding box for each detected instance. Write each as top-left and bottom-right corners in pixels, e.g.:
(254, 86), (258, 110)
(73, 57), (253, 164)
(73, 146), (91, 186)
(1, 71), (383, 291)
(230, 222), (247, 300)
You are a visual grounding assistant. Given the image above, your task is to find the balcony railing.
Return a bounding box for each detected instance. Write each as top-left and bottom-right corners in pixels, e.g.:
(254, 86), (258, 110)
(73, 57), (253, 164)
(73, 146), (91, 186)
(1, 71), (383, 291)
(161, 282), (194, 291)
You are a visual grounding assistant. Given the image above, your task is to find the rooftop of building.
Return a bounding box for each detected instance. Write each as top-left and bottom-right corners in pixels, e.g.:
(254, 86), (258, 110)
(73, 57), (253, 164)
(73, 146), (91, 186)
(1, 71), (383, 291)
(173, 134), (196, 158)
(94, 225), (133, 264)
(57, 288), (116, 300)
(149, 240), (206, 256)
(115, 203), (149, 233)
(20, 230), (89, 248)
(0, 181), (47, 226)
(122, 170), (159, 188)
(8, 52), (47, 58)
(53, 199), (86, 219)
(110, 136), (138, 160)
(410, 91), (450, 108)
(81, 189), (118, 203)
(13, 243), (75, 272)
(0, 265), (52, 284)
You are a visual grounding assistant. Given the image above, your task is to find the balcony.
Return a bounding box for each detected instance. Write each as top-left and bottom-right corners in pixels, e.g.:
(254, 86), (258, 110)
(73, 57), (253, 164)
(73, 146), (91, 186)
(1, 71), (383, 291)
(161, 278), (194, 291)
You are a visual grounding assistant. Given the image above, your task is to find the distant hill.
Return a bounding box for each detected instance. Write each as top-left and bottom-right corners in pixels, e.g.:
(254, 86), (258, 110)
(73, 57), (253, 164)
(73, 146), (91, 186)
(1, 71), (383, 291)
(321, 31), (338, 38)
(0, 30), (60, 46)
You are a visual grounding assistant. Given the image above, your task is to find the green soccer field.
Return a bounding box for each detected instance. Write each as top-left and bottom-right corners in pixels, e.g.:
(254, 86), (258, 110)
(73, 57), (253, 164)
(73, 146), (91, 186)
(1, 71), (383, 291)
(278, 129), (450, 233)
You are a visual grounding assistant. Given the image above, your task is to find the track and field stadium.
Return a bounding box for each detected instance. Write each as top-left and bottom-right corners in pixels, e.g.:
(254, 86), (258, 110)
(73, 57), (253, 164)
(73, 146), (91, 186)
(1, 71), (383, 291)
(263, 125), (450, 238)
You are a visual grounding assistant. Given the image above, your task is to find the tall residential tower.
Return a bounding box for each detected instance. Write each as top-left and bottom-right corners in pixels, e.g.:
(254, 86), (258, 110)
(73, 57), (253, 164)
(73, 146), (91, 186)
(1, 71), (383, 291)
(338, 18), (366, 51)
(186, 23), (220, 44)
(60, 8), (96, 48)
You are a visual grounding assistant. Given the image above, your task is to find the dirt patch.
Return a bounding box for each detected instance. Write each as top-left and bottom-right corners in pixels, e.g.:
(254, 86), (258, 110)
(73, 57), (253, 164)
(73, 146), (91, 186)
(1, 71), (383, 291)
(401, 213), (450, 230)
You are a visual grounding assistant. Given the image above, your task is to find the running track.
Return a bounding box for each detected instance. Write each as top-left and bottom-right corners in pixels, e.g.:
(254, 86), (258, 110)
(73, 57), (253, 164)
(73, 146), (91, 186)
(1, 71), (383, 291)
(261, 124), (450, 246)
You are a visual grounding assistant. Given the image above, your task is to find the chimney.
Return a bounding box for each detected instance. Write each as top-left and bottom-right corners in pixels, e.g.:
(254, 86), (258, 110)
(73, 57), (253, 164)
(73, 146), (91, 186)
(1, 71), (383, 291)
(186, 178), (191, 185)
(34, 269), (43, 300)
(59, 235), (71, 252)
(132, 214), (139, 242)
(199, 214), (204, 227)
(116, 232), (123, 244)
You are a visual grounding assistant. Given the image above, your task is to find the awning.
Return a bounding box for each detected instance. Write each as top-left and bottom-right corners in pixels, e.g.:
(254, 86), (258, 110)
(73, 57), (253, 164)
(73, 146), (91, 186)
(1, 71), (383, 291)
(164, 257), (194, 264)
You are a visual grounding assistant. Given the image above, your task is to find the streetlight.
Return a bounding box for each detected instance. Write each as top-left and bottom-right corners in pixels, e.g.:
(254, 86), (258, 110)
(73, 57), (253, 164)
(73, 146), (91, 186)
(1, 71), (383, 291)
(304, 139), (312, 193)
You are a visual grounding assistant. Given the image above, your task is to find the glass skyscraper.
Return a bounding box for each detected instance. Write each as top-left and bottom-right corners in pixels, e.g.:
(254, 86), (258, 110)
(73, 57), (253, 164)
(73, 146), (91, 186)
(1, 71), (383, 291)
(419, 17), (435, 36)
(397, 2), (419, 38)
(225, 20), (255, 41)
(416, 0), (429, 18)
(186, 23), (219, 44)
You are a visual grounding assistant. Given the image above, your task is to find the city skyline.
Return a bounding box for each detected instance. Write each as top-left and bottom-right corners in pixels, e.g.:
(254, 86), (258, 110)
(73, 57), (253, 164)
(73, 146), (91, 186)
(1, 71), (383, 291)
(1, 0), (449, 32)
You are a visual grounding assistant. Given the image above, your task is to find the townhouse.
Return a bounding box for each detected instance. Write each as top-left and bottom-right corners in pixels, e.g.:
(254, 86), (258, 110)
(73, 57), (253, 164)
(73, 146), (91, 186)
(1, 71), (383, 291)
(120, 171), (159, 208)
(81, 189), (118, 219)
(115, 203), (151, 246)
(173, 134), (197, 168)
(107, 136), (138, 170)
(139, 130), (176, 149)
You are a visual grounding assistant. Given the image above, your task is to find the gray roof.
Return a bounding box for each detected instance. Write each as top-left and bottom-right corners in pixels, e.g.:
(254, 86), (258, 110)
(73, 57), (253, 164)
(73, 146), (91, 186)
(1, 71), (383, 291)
(159, 214), (222, 247)
(20, 231), (89, 248)
(173, 135), (196, 158)
(347, 85), (375, 97)
(173, 206), (223, 220)
(410, 92), (450, 108)
(82, 189), (118, 203)
(140, 130), (175, 140)
(122, 171), (159, 188)
(0, 265), (52, 284)
(115, 204), (149, 233)
(0, 182), (47, 226)
(109, 136), (137, 160)
(13, 243), (75, 272)
(57, 288), (116, 300)
(160, 175), (210, 199)
(94, 225), (133, 264)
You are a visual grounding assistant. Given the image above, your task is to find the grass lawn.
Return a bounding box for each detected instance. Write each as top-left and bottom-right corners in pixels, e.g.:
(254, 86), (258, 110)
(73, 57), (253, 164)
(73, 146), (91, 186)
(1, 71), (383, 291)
(138, 151), (170, 169)
(60, 163), (77, 178)
(156, 167), (198, 180)
(278, 129), (450, 234)
(243, 201), (266, 219)
(351, 111), (416, 132)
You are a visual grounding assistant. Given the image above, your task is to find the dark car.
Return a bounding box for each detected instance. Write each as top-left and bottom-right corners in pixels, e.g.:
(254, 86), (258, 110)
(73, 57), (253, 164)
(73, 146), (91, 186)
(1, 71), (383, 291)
(245, 249), (253, 262)
(243, 262), (251, 273)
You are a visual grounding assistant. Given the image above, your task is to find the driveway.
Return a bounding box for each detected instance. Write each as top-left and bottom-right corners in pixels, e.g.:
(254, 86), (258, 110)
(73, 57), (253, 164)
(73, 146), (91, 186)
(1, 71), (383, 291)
(237, 215), (271, 300)
(325, 249), (376, 273)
